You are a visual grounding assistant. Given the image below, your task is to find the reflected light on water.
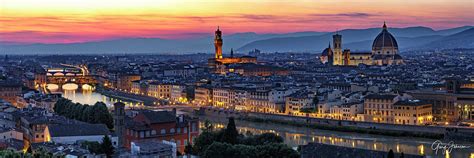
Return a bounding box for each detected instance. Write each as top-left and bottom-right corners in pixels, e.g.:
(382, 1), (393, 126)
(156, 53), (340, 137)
(419, 144), (424, 155)
(46, 84), (59, 90)
(199, 117), (473, 157)
(82, 84), (93, 90)
(55, 89), (141, 108)
(62, 83), (78, 90)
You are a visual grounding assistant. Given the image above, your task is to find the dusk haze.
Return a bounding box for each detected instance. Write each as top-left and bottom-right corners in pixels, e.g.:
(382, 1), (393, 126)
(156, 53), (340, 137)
(1, 0), (473, 44)
(0, 1), (473, 158)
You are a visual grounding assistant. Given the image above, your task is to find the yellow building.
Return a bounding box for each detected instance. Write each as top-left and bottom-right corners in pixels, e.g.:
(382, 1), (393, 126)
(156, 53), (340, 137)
(0, 80), (22, 106)
(117, 73), (141, 92)
(194, 86), (213, 106)
(362, 94), (400, 123)
(394, 100), (432, 125)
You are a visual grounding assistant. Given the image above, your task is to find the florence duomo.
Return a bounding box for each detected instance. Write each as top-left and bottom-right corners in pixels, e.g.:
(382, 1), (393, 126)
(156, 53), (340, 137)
(321, 22), (404, 66)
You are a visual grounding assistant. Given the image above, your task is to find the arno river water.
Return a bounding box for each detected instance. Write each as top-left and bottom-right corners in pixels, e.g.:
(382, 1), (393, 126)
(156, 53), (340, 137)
(61, 90), (473, 158)
(53, 89), (142, 108)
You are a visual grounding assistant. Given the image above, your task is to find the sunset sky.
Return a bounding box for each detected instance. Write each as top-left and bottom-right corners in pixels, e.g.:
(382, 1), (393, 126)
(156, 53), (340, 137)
(1, 0), (473, 44)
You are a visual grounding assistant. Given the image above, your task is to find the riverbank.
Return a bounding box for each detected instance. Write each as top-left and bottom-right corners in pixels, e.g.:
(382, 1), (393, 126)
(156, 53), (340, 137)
(198, 107), (474, 141)
(241, 116), (443, 139)
(96, 88), (154, 105)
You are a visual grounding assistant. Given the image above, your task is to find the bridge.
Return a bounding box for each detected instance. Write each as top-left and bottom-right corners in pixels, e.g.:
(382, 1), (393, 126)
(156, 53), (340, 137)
(44, 64), (97, 91)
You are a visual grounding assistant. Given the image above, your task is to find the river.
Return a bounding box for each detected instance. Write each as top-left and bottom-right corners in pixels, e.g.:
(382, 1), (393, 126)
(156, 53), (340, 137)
(51, 89), (142, 108)
(59, 90), (473, 158)
(201, 116), (473, 158)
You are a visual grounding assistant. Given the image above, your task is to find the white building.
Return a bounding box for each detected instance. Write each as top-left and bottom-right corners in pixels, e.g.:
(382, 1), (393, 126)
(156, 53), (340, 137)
(131, 140), (176, 158)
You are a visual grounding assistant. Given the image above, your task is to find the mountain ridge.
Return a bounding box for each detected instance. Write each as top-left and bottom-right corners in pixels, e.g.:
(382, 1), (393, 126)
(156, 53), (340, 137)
(1, 26), (472, 54)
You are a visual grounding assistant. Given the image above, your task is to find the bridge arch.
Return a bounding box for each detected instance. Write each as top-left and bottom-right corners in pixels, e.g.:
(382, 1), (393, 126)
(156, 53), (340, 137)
(62, 83), (79, 90)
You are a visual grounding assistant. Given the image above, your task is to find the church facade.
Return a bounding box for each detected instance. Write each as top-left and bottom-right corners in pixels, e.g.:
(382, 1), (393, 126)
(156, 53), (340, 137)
(321, 22), (403, 66)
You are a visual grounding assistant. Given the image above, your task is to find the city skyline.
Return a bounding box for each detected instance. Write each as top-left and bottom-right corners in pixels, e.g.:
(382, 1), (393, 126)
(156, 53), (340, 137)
(1, 0), (473, 44)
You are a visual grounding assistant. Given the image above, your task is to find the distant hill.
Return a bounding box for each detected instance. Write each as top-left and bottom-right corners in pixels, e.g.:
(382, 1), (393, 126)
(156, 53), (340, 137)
(0, 31), (326, 55)
(419, 28), (474, 49)
(1, 26), (472, 55)
(237, 26), (473, 52)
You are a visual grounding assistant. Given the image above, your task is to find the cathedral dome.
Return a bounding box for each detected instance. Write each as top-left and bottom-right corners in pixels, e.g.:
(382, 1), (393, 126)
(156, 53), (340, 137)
(372, 22), (398, 50)
(321, 47), (332, 56)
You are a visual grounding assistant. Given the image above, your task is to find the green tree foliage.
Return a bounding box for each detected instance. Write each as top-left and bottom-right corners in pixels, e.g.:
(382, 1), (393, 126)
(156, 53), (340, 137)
(81, 135), (115, 157)
(192, 130), (224, 154)
(202, 142), (298, 158)
(193, 118), (298, 158)
(221, 117), (238, 144)
(312, 95), (319, 112)
(0, 149), (21, 157)
(32, 147), (53, 158)
(256, 143), (299, 158)
(81, 141), (102, 154)
(202, 119), (214, 133)
(101, 135), (115, 158)
(299, 107), (317, 113)
(252, 133), (283, 145)
(184, 144), (194, 155)
(54, 98), (113, 129)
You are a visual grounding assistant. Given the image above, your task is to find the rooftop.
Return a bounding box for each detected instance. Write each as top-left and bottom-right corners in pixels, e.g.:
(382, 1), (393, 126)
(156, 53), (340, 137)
(48, 123), (110, 137)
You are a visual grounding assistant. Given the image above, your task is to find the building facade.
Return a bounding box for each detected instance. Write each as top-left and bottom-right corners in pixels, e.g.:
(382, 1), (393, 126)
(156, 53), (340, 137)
(362, 94), (400, 123)
(393, 100), (433, 125)
(321, 22), (403, 66)
(124, 110), (199, 153)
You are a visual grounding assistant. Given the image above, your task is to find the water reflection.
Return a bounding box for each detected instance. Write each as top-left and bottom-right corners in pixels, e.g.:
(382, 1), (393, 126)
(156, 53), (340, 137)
(200, 117), (473, 158)
(51, 89), (143, 108)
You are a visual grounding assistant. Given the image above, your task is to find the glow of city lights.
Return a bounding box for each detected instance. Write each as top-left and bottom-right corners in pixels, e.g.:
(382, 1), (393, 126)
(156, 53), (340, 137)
(62, 83), (79, 90)
(46, 84), (59, 90)
(82, 84), (93, 90)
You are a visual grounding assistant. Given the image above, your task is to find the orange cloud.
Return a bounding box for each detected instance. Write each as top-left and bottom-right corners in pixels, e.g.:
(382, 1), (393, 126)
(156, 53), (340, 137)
(0, 0), (473, 43)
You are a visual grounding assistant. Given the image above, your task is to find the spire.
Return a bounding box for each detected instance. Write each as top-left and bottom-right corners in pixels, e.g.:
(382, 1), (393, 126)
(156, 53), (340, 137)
(383, 21), (387, 30)
(328, 42), (331, 48)
(217, 26), (220, 31)
(230, 48), (234, 57)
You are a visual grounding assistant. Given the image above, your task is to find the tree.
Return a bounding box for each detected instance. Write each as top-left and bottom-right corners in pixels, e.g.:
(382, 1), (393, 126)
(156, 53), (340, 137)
(312, 95), (319, 112)
(202, 119), (214, 132)
(202, 142), (235, 158)
(299, 108), (317, 113)
(81, 141), (102, 154)
(254, 133), (283, 145)
(388, 149), (394, 158)
(256, 143), (299, 158)
(94, 102), (114, 129)
(193, 130), (222, 155)
(54, 98), (113, 130)
(184, 144), (194, 155)
(101, 135), (115, 158)
(33, 147), (53, 158)
(0, 149), (21, 157)
(221, 117), (238, 144)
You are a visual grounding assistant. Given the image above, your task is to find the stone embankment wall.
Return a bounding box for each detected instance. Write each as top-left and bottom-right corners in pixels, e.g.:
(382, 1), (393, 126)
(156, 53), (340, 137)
(198, 107), (474, 141)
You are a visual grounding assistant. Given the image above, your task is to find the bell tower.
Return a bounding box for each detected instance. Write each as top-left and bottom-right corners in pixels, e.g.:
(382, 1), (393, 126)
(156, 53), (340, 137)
(114, 102), (125, 148)
(214, 26), (223, 59)
(332, 33), (343, 65)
